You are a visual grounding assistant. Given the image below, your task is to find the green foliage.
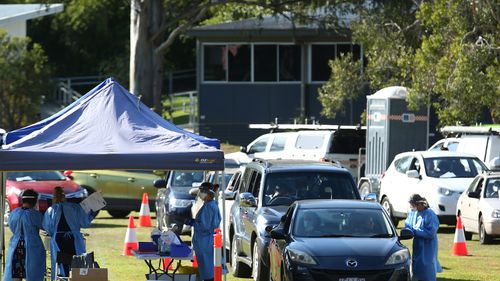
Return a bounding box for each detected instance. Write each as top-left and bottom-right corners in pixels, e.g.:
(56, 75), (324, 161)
(0, 31), (50, 130)
(318, 54), (363, 119)
(319, 0), (499, 125)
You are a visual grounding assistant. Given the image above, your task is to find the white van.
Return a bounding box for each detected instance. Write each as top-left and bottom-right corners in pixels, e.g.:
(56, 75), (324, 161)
(439, 126), (500, 169)
(239, 129), (366, 179)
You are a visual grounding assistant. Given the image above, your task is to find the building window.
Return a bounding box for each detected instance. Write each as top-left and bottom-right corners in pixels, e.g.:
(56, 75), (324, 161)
(279, 45), (301, 81)
(203, 45), (226, 81)
(311, 43), (362, 82)
(228, 44), (251, 81)
(254, 45), (277, 82)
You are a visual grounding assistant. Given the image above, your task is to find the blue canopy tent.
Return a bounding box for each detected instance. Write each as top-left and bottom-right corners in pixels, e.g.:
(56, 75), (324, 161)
(0, 79), (226, 277)
(3, 78), (220, 149)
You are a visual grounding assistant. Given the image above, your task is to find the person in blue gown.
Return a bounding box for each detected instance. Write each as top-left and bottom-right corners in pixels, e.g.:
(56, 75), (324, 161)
(43, 187), (95, 280)
(405, 194), (442, 281)
(186, 182), (221, 281)
(4, 189), (46, 281)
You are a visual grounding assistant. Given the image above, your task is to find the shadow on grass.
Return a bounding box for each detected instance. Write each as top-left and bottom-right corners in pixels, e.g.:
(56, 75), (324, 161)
(438, 226), (456, 234)
(90, 222), (128, 228)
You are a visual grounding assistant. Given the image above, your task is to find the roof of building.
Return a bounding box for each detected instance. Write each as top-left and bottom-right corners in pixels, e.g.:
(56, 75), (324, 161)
(0, 4), (63, 26)
(188, 14), (352, 40)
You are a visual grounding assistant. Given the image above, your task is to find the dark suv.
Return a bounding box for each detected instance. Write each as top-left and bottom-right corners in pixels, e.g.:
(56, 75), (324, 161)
(229, 159), (361, 281)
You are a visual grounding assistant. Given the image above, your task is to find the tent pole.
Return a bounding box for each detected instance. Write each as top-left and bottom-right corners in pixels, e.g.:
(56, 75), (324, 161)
(0, 171), (5, 277)
(221, 170), (227, 281)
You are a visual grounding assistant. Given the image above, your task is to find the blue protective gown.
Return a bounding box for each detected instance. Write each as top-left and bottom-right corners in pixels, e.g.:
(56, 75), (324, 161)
(4, 207), (46, 281)
(405, 208), (442, 281)
(43, 202), (93, 280)
(192, 200), (221, 280)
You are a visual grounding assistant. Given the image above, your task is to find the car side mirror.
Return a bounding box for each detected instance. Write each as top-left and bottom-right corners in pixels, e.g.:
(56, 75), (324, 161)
(406, 170), (420, 179)
(270, 228), (287, 240)
(363, 193), (377, 202)
(239, 192), (257, 207)
(223, 190), (236, 200)
(399, 228), (414, 240)
(153, 179), (167, 188)
(468, 191), (480, 199)
(240, 146), (247, 153)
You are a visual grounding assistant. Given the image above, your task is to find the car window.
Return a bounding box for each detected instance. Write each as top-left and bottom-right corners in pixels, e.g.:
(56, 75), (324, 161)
(475, 178), (484, 194)
(7, 171), (66, 181)
(485, 178), (500, 199)
(171, 171), (204, 191)
(248, 137), (269, 154)
(467, 177), (480, 193)
(227, 172), (242, 191)
(292, 208), (394, 238)
(295, 134), (324, 149)
(329, 130), (365, 154)
(270, 136), (287, 152)
(263, 172), (358, 206)
(447, 142), (459, 151)
(282, 205), (295, 233)
(394, 156), (412, 174)
(249, 171), (262, 198)
(424, 157), (487, 178)
(409, 157), (421, 172)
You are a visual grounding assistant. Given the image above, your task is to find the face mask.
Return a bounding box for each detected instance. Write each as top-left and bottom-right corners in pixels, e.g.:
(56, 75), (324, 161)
(199, 192), (208, 200)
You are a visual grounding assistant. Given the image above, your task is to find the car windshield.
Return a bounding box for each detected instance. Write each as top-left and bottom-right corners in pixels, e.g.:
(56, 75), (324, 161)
(170, 171), (204, 191)
(7, 171), (66, 181)
(424, 157), (487, 178)
(293, 208), (394, 238)
(485, 178), (500, 199)
(263, 172), (358, 206)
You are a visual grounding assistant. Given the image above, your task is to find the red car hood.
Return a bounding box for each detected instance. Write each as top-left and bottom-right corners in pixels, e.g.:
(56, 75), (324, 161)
(7, 180), (80, 195)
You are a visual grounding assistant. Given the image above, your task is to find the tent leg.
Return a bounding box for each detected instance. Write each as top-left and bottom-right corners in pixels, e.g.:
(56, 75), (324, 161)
(221, 171), (227, 281)
(0, 171), (4, 277)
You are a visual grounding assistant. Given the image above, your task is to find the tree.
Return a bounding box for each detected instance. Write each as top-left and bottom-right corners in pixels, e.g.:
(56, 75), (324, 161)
(0, 31), (50, 130)
(130, 0), (333, 113)
(319, 0), (499, 125)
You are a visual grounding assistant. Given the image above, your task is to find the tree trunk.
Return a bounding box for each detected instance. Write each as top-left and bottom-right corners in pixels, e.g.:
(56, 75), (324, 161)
(130, 0), (165, 113)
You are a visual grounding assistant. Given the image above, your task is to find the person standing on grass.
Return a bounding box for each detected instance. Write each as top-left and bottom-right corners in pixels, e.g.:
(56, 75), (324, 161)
(43, 186), (96, 280)
(405, 194), (442, 281)
(4, 189), (46, 281)
(185, 182), (221, 281)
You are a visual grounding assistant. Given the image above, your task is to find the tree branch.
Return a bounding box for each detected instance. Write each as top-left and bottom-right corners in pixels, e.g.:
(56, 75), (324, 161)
(155, 6), (209, 55)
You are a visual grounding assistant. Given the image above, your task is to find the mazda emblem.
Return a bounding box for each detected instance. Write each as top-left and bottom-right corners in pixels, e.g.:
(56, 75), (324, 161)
(346, 259), (358, 267)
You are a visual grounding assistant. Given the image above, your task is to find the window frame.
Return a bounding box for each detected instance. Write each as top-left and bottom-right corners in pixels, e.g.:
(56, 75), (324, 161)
(201, 42), (302, 84)
(308, 42), (364, 83)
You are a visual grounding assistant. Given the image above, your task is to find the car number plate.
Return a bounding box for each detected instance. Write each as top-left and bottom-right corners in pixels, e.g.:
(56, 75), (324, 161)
(339, 278), (365, 281)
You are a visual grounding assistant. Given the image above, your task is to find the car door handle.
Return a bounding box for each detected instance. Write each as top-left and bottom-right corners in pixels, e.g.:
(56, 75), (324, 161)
(128, 177), (136, 182)
(89, 173), (98, 178)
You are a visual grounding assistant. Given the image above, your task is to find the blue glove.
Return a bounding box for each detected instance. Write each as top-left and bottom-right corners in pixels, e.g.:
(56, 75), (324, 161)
(184, 218), (195, 226)
(88, 210), (97, 220)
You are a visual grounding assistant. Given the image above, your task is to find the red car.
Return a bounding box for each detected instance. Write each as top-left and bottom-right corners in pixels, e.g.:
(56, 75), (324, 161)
(5, 171), (88, 222)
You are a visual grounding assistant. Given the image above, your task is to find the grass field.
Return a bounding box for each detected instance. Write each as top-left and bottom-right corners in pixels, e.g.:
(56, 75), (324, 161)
(5, 212), (497, 281)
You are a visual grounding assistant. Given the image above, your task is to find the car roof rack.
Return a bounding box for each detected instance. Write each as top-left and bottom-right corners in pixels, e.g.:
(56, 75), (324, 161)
(249, 119), (365, 133)
(440, 125), (500, 136)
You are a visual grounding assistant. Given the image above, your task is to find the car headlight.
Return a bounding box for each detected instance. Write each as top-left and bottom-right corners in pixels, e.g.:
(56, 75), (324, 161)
(286, 248), (317, 265)
(438, 187), (454, 196)
(385, 249), (410, 265)
(492, 209), (500, 218)
(169, 198), (193, 208)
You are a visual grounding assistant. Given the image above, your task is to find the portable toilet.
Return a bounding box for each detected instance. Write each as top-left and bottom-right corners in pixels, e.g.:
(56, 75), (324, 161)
(358, 86), (429, 196)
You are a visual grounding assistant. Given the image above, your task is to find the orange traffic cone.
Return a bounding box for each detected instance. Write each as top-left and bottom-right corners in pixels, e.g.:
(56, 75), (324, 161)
(123, 216), (139, 256)
(138, 192), (152, 227)
(162, 258), (173, 270)
(192, 255), (198, 268)
(452, 215), (469, 256)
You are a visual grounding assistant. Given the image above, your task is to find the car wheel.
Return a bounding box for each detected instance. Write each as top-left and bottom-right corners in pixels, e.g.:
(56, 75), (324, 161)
(381, 197), (399, 227)
(231, 236), (251, 277)
(463, 225), (473, 241)
(359, 182), (370, 199)
(479, 216), (493, 244)
(107, 210), (131, 218)
(252, 241), (269, 281)
(3, 200), (10, 226)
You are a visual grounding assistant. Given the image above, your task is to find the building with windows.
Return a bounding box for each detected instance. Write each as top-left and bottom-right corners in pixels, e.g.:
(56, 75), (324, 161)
(189, 15), (367, 145)
(0, 4), (63, 37)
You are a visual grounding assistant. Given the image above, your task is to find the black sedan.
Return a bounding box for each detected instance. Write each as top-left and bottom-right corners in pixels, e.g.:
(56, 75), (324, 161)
(268, 200), (413, 281)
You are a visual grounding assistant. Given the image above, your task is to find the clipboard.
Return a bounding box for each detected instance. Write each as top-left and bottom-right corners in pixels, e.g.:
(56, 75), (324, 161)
(80, 192), (107, 213)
